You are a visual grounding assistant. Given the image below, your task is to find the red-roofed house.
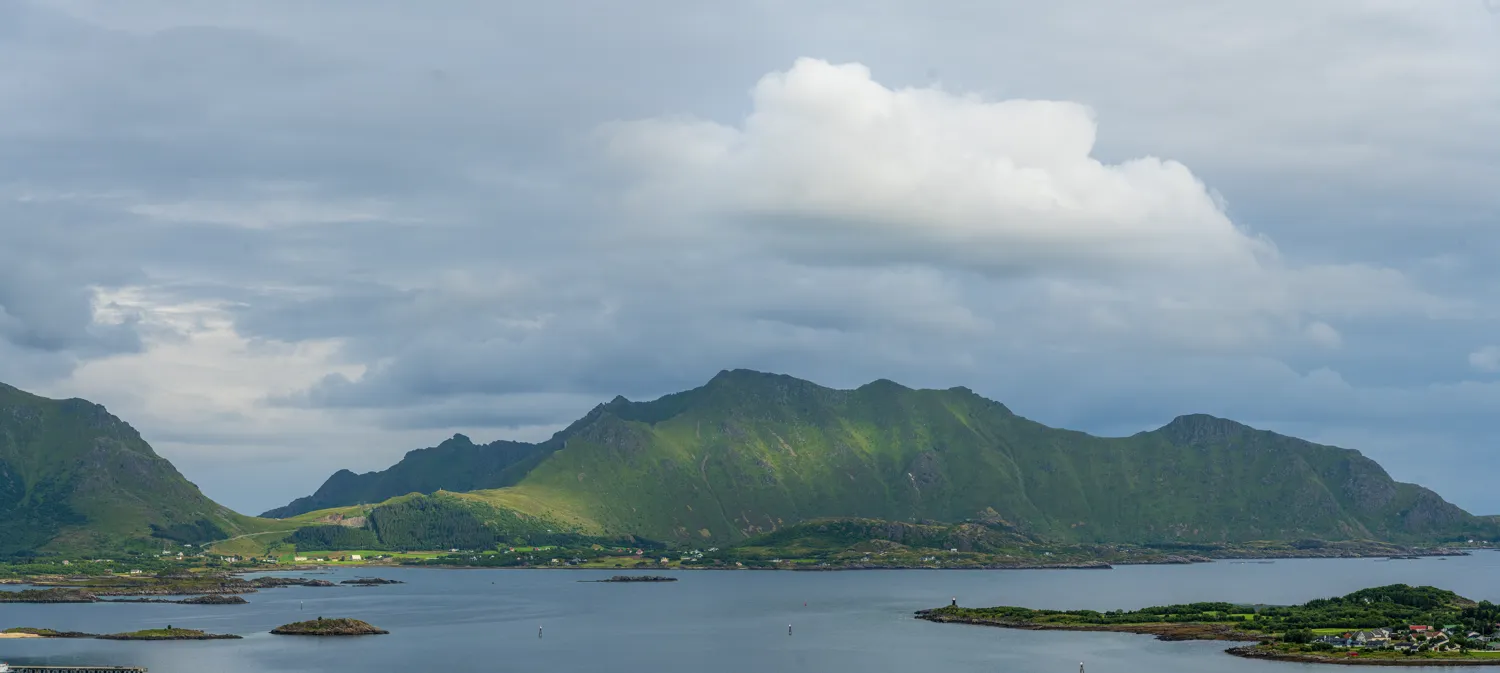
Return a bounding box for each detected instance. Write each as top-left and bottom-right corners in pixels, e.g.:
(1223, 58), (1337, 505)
(1411, 625), (1431, 633)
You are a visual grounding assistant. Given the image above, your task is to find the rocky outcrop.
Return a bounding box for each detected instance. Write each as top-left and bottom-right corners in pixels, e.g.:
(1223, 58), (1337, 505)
(181, 594), (249, 604)
(0, 588), (98, 603)
(271, 618), (389, 636)
(250, 577), (336, 588)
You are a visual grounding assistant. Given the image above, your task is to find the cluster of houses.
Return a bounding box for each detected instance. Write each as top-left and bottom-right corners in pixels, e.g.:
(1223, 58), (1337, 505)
(1315, 625), (1500, 652)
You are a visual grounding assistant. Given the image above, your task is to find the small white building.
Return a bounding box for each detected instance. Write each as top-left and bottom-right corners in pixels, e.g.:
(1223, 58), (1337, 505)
(294, 556), (308, 561)
(349, 555), (363, 561)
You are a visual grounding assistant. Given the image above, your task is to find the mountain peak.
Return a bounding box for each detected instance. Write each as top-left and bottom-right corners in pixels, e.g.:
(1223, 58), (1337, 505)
(706, 369), (786, 386)
(1156, 414), (1254, 446)
(857, 378), (910, 392)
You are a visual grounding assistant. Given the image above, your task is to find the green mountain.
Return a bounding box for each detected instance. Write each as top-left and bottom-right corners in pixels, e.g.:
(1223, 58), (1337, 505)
(268, 370), (1495, 546)
(0, 382), (262, 555)
(260, 434), (549, 518)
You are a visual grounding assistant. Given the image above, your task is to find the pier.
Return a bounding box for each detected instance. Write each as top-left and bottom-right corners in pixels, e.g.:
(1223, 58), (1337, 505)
(6, 666), (146, 673)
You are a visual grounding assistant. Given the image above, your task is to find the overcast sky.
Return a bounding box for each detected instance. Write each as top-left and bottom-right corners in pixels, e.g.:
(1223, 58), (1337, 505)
(3, 0), (1498, 516)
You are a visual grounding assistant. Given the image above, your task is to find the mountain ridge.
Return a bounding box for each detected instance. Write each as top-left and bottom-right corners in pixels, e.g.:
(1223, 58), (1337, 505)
(260, 434), (550, 518)
(266, 369), (1493, 546)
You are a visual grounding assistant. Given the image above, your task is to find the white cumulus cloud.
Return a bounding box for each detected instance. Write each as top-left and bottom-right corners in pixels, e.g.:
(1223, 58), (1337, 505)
(602, 58), (1448, 349)
(605, 58), (1271, 278)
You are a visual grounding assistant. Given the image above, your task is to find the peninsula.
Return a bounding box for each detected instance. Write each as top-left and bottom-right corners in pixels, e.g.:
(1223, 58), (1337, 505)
(917, 585), (1500, 665)
(585, 575), (678, 583)
(4, 627), (240, 641)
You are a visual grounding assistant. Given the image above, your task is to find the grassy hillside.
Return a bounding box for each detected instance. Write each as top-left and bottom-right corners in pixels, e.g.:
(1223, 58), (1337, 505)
(211, 491), (638, 557)
(0, 382), (269, 554)
(271, 370), (1497, 547)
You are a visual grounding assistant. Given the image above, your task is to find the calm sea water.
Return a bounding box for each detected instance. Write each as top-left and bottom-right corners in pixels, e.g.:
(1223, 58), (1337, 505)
(4, 553), (1500, 672)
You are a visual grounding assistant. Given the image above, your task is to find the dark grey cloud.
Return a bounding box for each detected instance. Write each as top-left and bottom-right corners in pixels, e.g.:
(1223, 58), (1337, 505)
(3, 0), (1499, 515)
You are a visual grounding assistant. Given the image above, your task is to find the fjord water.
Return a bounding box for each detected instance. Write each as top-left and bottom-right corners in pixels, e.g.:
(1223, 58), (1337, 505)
(4, 554), (1500, 673)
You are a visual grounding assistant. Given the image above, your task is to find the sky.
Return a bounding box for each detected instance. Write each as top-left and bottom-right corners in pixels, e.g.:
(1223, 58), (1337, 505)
(2, 0), (1499, 516)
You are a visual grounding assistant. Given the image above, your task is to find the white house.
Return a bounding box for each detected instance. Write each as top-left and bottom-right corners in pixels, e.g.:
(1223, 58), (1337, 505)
(350, 554), (363, 561)
(294, 556), (308, 561)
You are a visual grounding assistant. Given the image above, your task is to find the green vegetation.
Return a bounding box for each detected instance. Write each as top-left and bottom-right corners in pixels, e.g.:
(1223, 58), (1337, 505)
(149, 519), (230, 546)
(288, 525), (382, 551)
(368, 496), (499, 550)
(216, 492), (659, 559)
(0, 381), (276, 554)
(8, 370), (1499, 559)
(922, 584), (1500, 637)
(269, 370), (1500, 548)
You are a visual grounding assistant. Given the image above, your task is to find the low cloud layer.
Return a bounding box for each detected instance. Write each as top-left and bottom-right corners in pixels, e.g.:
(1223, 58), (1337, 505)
(2, 1), (1499, 514)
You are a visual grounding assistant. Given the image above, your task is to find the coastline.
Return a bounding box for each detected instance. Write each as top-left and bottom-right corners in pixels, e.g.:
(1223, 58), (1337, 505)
(1227, 646), (1500, 667)
(376, 548), (1471, 572)
(0, 546), (1475, 581)
(913, 611), (1500, 667)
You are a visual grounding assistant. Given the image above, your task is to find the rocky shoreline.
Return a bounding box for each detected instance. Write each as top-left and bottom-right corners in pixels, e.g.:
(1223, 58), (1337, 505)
(1227, 646), (1500, 667)
(11, 575), (338, 599)
(400, 546), (1471, 572)
(107, 595), (249, 605)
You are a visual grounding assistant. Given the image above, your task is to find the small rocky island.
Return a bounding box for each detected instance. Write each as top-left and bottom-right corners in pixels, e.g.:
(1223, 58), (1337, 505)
(272, 617), (389, 636)
(586, 575), (678, 583)
(4, 627), (240, 641)
(918, 584), (1500, 666)
(339, 578), (404, 586)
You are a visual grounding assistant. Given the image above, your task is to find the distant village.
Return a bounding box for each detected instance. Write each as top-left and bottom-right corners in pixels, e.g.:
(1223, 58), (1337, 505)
(1314, 625), (1500, 653)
